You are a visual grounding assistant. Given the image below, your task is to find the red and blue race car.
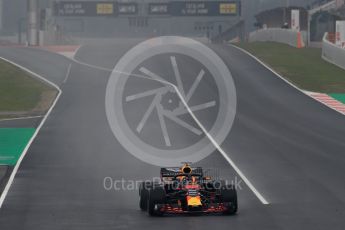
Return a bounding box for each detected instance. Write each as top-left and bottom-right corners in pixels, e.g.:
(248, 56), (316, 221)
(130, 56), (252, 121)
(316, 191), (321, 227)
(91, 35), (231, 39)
(139, 163), (238, 216)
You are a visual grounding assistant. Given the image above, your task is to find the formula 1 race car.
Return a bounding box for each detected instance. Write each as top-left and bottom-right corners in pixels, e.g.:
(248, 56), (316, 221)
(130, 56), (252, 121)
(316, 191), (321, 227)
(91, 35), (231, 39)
(139, 163), (238, 216)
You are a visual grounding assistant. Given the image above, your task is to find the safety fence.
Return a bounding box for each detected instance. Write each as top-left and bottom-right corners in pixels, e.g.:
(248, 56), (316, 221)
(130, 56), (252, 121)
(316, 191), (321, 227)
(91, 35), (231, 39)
(322, 32), (345, 70)
(249, 28), (307, 48)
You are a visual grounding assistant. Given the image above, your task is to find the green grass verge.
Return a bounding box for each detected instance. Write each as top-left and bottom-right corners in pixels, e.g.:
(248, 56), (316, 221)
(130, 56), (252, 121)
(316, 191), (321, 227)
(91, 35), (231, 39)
(329, 94), (345, 104)
(0, 128), (35, 165)
(0, 59), (55, 113)
(236, 42), (345, 93)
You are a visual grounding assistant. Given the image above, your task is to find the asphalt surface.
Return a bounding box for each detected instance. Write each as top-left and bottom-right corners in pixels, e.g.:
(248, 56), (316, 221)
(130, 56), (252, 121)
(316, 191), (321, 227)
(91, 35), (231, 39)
(0, 117), (43, 128)
(0, 166), (11, 196)
(0, 39), (344, 229)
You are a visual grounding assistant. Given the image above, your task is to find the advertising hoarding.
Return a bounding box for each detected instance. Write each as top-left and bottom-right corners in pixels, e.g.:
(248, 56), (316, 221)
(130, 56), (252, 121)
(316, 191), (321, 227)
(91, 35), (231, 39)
(169, 1), (239, 17)
(149, 3), (169, 15)
(336, 21), (345, 48)
(291, 9), (300, 31)
(54, 1), (116, 17)
(118, 3), (138, 15)
(54, 1), (240, 17)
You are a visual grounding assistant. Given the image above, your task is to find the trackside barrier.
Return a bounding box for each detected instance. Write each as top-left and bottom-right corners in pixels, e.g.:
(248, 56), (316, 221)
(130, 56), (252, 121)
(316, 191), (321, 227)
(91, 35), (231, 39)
(249, 28), (307, 48)
(322, 33), (345, 71)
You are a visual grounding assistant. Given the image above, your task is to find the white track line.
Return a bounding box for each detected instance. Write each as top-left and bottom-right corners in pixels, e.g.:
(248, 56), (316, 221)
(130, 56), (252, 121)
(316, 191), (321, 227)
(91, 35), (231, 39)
(0, 115), (44, 122)
(72, 55), (112, 72)
(39, 44), (112, 72)
(55, 45), (270, 204)
(73, 46), (82, 59)
(63, 63), (72, 84)
(0, 57), (62, 209)
(230, 44), (345, 117)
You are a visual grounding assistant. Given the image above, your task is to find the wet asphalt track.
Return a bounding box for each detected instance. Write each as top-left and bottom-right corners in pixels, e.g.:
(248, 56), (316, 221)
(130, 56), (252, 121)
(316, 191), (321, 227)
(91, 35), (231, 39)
(0, 39), (344, 229)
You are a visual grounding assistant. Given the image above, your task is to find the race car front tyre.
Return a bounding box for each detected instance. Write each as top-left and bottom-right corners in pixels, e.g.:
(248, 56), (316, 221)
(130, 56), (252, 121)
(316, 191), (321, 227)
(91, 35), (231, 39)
(139, 182), (151, 211)
(220, 186), (238, 215)
(147, 187), (165, 216)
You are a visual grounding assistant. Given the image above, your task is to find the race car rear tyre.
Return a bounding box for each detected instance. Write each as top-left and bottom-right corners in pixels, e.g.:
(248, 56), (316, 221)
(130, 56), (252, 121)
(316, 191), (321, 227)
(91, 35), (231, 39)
(147, 187), (165, 216)
(221, 185), (238, 215)
(139, 182), (151, 211)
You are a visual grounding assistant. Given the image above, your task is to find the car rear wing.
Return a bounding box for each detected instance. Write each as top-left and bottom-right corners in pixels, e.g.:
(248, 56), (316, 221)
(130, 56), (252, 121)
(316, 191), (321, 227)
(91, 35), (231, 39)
(160, 167), (203, 177)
